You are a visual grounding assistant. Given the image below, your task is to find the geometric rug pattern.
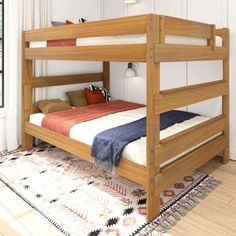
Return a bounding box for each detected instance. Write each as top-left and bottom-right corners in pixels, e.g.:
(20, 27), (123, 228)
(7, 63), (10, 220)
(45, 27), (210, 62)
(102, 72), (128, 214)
(0, 144), (219, 236)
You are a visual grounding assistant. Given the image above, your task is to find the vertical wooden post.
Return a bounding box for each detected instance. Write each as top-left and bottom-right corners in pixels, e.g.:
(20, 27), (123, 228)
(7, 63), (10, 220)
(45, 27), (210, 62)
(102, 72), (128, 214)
(146, 14), (161, 222)
(222, 28), (230, 164)
(103, 62), (110, 91)
(22, 32), (33, 150)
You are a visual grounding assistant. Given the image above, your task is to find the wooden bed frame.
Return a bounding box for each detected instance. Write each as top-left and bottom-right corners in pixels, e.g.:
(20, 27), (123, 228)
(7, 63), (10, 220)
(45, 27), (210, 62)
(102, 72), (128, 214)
(22, 14), (230, 222)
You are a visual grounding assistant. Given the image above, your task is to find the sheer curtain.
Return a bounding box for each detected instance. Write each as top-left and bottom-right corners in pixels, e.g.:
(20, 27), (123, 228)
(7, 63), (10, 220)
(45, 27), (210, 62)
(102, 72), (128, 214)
(3, 0), (51, 152)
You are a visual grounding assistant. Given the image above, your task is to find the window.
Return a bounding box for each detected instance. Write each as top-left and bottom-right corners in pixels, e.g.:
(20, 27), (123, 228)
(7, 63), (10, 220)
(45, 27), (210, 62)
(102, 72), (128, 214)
(0, 0), (3, 107)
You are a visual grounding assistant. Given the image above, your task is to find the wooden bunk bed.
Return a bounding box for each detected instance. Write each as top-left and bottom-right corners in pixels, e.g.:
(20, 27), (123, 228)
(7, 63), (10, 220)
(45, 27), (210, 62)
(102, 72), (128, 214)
(22, 14), (230, 222)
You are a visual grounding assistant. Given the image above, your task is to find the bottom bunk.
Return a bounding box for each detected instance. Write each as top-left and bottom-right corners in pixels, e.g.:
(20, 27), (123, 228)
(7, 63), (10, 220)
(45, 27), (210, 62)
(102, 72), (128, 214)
(23, 100), (228, 222)
(25, 100), (223, 182)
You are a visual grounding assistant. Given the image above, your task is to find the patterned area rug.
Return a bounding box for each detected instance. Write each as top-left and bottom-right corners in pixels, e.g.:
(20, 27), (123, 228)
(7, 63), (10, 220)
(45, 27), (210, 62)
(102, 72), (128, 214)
(0, 144), (220, 236)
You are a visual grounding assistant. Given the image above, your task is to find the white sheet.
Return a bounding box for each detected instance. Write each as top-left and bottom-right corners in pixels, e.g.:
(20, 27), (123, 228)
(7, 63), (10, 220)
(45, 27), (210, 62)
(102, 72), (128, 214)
(29, 34), (223, 48)
(29, 108), (218, 167)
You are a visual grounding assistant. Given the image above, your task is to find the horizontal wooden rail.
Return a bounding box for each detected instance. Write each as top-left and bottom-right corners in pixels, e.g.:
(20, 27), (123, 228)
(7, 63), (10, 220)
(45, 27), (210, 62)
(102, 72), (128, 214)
(155, 81), (228, 114)
(155, 134), (228, 193)
(155, 115), (226, 166)
(216, 28), (228, 38)
(33, 73), (103, 88)
(25, 45), (146, 62)
(164, 16), (213, 39)
(154, 44), (228, 62)
(24, 14), (148, 42)
(25, 122), (147, 185)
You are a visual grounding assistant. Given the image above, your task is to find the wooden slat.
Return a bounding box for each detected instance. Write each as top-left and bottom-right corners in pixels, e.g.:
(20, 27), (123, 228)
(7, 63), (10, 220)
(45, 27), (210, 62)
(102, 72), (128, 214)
(216, 28), (227, 38)
(155, 134), (228, 193)
(24, 122), (147, 186)
(154, 44), (228, 62)
(102, 62), (110, 91)
(24, 14), (148, 42)
(146, 14), (161, 222)
(222, 28), (230, 164)
(155, 81), (228, 114)
(21, 34), (33, 151)
(25, 45), (146, 62)
(164, 15), (213, 39)
(155, 115), (227, 165)
(33, 73), (103, 88)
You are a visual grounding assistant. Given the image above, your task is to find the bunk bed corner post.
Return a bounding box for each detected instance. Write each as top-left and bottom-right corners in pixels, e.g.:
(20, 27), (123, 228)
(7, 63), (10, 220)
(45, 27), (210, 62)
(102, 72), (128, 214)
(103, 61), (110, 91)
(21, 32), (33, 151)
(222, 28), (230, 164)
(146, 14), (161, 222)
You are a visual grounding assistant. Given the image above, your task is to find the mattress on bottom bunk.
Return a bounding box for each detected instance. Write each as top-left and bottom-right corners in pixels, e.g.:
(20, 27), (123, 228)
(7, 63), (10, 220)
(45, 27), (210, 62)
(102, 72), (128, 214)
(29, 34), (223, 48)
(29, 107), (219, 167)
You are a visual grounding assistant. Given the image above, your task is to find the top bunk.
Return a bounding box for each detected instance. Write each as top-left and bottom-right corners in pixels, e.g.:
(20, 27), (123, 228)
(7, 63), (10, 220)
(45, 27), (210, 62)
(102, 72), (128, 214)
(23, 14), (229, 62)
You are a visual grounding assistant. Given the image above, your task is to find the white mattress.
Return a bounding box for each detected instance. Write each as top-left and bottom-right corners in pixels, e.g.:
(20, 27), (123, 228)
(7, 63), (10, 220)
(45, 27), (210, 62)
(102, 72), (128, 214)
(29, 108), (219, 167)
(29, 34), (223, 48)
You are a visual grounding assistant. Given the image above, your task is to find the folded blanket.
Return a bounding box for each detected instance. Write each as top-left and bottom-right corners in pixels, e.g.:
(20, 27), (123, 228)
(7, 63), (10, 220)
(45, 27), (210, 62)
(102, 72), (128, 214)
(42, 100), (144, 136)
(91, 110), (199, 167)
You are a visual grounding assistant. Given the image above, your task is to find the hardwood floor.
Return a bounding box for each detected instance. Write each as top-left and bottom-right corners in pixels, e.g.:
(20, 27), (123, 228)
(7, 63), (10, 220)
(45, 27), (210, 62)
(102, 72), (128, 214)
(0, 156), (235, 235)
(169, 157), (236, 236)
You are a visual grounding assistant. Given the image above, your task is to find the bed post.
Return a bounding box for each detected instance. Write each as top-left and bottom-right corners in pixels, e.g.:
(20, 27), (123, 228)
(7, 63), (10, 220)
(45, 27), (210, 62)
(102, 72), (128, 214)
(146, 14), (161, 222)
(222, 28), (230, 164)
(103, 62), (110, 91)
(22, 32), (33, 150)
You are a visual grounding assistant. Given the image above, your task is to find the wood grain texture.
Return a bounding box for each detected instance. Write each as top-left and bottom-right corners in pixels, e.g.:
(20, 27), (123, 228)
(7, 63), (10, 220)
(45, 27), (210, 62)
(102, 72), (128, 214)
(21, 33), (33, 151)
(155, 115), (227, 165)
(164, 15), (213, 38)
(25, 45), (146, 62)
(102, 62), (110, 91)
(33, 73), (103, 88)
(155, 81), (228, 114)
(155, 135), (228, 193)
(168, 158), (236, 236)
(24, 122), (147, 186)
(222, 28), (230, 164)
(24, 14), (148, 42)
(146, 14), (161, 222)
(155, 44), (228, 62)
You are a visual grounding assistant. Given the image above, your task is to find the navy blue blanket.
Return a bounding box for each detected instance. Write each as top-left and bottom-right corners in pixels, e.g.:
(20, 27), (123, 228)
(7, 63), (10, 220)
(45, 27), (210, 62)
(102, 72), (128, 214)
(91, 110), (198, 167)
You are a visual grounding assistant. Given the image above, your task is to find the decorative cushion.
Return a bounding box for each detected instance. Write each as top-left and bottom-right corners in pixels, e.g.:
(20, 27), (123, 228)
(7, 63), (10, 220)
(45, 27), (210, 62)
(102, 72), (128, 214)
(51, 21), (66, 26)
(36, 99), (71, 114)
(43, 102), (71, 114)
(66, 90), (87, 107)
(89, 85), (111, 102)
(65, 20), (74, 24)
(84, 88), (106, 105)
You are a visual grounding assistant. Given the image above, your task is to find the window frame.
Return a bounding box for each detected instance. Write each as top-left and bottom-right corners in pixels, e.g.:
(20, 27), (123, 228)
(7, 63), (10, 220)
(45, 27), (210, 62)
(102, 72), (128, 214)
(0, 0), (4, 108)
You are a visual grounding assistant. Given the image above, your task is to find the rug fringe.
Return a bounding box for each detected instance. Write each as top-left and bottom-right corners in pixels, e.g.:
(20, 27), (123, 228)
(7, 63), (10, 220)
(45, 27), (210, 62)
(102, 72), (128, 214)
(134, 176), (221, 236)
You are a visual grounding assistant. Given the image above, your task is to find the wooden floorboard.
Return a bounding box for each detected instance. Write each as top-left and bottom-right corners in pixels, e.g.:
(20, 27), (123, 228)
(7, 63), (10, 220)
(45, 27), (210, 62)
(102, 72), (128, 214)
(168, 157), (236, 236)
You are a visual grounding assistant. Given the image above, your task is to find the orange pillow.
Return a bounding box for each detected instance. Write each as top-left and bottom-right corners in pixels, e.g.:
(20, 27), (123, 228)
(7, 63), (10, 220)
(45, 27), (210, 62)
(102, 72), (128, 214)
(66, 20), (74, 25)
(84, 88), (106, 105)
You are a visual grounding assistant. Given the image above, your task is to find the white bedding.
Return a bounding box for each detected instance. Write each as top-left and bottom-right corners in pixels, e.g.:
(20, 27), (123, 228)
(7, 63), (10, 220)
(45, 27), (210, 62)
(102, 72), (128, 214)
(29, 34), (223, 48)
(29, 108), (219, 167)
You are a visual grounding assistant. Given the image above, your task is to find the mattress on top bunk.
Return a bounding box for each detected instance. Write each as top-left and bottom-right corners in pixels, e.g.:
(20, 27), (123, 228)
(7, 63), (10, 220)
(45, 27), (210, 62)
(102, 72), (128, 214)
(29, 107), (219, 167)
(29, 34), (223, 48)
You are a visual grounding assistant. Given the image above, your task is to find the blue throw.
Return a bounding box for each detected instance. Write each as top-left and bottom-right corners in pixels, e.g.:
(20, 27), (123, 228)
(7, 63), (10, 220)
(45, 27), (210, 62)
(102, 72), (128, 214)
(91, 110), (198, 167)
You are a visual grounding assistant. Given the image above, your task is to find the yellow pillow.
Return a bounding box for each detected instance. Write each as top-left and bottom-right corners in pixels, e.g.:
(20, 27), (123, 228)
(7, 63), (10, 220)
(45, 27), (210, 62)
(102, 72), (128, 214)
(66, 90), (87, 107)
(43, 101), (71, 114)
(36, 99), (71, 114)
